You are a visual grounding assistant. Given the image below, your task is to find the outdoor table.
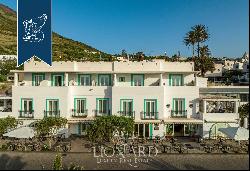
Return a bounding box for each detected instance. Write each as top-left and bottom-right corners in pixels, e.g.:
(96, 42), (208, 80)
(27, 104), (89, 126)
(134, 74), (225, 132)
(164, 145), (172, 153)
(223, 145), (231, 151)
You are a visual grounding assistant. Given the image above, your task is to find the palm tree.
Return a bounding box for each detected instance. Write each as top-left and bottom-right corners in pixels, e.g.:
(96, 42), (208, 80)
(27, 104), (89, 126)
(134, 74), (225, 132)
(199, 45), (211, 57)
(194, 45), (214, 77)
(191, 25), (209, 57)
(184, 31), (196, 57)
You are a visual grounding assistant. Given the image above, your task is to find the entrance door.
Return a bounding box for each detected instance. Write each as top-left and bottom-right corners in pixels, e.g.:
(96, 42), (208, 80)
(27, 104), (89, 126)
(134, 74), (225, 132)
(145, 124), (149, 138)
(174, 124), (184, 136)
(139, 124), (144, 138)
(134, 124), (150, 138)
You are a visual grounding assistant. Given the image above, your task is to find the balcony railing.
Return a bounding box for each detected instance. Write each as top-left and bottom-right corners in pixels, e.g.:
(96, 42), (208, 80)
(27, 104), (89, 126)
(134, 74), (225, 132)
(171, 110), (187, 118)
(71, 109), (88, 118)
(93, 110), (110, 117)
(44, 110), (60, 117)
(118, 111), (135, 118)
(18, 110), (34, 118)
(141, 112), (159, 120)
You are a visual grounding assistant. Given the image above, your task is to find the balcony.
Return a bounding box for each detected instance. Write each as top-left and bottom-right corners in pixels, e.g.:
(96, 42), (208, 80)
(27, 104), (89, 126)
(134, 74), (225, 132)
(44, 110), (60, 117)
(93, 110), (111, 117)
(18, 110), (34, 118)
(141, 112), (159, 120)
(71, 109), (88, 118)
(118, 111), (135, 118)
(171, 110), (187, 118)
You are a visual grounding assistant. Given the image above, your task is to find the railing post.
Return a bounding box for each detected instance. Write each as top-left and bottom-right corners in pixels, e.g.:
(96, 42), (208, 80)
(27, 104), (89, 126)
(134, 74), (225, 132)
(65, 73), (69, 86)
(113, 74), (117, 86)
(14, 73), (18, 86)
(159, 73), (163, 86)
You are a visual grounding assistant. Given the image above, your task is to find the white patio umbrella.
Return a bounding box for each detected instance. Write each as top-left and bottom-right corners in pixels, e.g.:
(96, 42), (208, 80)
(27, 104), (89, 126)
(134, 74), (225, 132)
(3, 126), (35, 139)
(218, 127), (249, 141)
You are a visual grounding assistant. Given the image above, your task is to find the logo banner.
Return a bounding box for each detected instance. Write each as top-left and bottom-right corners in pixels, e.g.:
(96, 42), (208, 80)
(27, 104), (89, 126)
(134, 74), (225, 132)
(17, 0), (52, 66)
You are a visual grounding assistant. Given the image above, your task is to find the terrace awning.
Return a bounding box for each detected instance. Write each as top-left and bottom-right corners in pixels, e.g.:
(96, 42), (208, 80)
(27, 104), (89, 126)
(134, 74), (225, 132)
(164, 118), (203, 124)
(134, 120), (162, 124)
(67, 117), (95, 123)
(218, 127), (249, 140)
(204, 119), (238, 123)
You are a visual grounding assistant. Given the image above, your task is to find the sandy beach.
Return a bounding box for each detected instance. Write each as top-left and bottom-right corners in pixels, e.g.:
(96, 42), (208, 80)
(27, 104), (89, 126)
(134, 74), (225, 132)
(0, 152), (248, 170)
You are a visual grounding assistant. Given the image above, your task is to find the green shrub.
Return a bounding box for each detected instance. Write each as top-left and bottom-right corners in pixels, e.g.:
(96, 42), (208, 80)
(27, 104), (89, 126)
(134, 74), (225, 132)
(53, 154), (63, 170)
(0, 144), (8, 151)
(0, 116), (17, 135)
(0, 75), (7, 82)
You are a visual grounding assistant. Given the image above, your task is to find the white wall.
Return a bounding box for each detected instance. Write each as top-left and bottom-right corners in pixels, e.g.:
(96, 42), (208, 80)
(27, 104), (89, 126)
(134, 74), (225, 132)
(23, 59), (195, 73)
(196, 77), (208, 87)
(205, 64), (223, 77)
(69, 86), (112, 118)
(12, 86), (69, 119)
(112, 86), (165, 120)
(164, 86), (200, 119)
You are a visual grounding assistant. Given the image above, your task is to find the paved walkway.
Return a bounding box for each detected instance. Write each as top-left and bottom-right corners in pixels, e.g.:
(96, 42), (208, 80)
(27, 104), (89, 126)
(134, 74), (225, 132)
(0, 152), (248, 170)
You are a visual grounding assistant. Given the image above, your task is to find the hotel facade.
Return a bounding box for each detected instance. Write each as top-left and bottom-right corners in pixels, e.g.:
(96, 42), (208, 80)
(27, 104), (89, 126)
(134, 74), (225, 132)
(8, 59), (246, 139)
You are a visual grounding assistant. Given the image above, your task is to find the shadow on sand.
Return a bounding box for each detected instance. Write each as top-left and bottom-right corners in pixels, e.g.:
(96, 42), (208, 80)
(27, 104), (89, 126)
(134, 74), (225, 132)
(144, 157), (206, 170)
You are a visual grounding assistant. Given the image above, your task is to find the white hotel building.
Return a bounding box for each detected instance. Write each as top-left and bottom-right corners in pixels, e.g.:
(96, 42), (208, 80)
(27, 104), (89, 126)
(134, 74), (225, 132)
(8, 59), (243, 139)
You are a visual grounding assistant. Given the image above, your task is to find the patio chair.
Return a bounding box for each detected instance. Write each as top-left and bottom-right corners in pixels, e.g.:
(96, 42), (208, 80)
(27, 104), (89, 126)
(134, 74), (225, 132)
(61, 143), (70, 152)
(7, 142), (16, 151)
(31, 143), (41, 151)
(173, 144), (181, 152)
(204, 145), (214, 153)
(166, 146), (172, 153)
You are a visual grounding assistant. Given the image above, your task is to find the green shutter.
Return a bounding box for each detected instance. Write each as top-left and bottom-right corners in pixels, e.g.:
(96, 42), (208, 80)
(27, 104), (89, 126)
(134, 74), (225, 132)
(78, 123), (81, 135)
(142, 74), (145, 86)
(184, 98), (186, 110)
(130, 74), (134, 86)
(149, 123), (153, 139)
(181, 74), (184, 86)
(169, 74), (172, 86)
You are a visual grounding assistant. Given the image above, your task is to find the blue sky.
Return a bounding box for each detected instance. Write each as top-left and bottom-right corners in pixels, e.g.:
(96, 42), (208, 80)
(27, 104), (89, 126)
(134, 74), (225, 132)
(0, 0), (249, 57)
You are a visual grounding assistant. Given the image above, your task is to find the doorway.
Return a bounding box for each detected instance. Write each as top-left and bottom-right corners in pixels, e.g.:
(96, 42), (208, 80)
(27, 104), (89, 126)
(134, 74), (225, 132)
(174, 124), (184, 136)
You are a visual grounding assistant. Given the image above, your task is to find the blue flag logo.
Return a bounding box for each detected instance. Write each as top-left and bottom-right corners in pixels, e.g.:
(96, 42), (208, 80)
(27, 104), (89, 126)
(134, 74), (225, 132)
(17, 0), (52, 66)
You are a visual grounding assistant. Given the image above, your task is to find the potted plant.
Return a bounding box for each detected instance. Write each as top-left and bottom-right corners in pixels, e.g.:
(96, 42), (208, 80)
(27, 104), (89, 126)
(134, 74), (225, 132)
(165, 124), (173, 138)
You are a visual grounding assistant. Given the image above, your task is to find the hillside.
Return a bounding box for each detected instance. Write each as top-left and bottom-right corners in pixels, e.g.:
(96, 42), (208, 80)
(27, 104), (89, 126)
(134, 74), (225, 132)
(0, 4), (16, 55)
(0, 4), (113, 61)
